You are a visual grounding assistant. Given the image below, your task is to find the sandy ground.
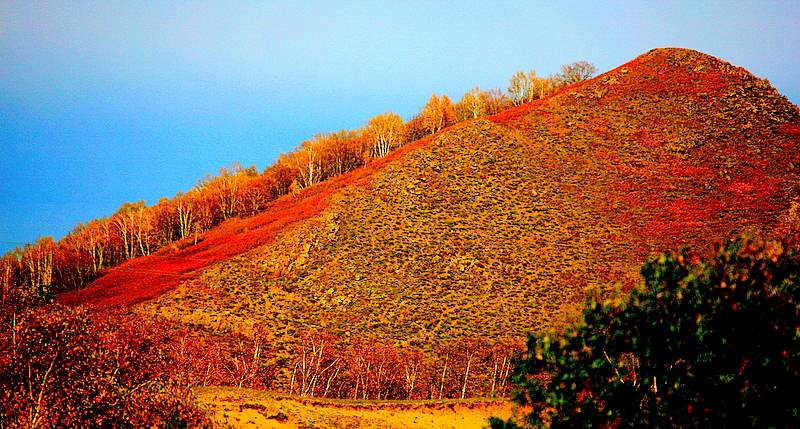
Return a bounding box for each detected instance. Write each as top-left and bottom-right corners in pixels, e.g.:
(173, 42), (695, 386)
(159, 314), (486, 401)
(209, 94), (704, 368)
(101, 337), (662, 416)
(197, 387), (525, 429)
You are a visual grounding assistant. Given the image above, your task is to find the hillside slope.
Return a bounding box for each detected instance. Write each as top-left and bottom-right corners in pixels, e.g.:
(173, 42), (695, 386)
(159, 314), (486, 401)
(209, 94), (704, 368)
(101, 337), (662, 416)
(70, 48), (800, 351)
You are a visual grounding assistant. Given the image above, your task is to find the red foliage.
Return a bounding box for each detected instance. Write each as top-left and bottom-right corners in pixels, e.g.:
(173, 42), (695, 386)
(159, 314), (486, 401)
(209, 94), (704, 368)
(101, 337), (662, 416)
(491, 47), (800, 261)
(633, 129), (665, 149)
(279, 330), (524, 400)
(780, 122), (800, 135)
(669, 165), (715, 180)
(0, 303), (208, 427)
(59, 134), (435, 309)
(167, 323), (276, 389)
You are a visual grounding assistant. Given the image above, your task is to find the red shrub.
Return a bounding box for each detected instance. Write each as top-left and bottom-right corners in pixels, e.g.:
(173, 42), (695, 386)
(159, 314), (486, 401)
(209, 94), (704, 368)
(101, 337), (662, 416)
(0, 303), (209, 428)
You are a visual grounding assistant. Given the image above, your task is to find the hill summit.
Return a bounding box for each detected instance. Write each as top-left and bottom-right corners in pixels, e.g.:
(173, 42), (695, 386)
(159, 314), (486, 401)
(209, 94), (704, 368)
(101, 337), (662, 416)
(64, 48), (800, 349)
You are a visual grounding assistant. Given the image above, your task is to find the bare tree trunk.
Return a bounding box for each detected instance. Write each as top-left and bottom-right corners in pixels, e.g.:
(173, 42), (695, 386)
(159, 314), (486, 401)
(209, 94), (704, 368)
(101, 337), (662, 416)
(439, 355), (449, 400)
(289, 362), (298, 395)
(461, 353), (473, 399)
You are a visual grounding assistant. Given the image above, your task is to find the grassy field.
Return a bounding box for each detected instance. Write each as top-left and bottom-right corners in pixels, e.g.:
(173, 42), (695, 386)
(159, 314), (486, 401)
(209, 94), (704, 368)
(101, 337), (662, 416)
(197, 387), (521, 429)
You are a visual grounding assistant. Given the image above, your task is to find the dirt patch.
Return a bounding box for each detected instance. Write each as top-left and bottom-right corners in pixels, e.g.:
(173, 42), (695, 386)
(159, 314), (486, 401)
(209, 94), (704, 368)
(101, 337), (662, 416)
(198, 386), (523, 429)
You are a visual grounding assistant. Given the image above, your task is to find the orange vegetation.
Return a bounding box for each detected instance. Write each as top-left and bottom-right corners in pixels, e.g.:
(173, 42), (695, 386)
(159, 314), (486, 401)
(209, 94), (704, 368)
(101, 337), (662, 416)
(58, 135), (434, 308)
(3, 48), (798, 417)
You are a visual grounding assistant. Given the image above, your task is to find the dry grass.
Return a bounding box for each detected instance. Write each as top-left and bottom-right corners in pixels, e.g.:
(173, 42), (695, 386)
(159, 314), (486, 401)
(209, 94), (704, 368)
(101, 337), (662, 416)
(58, 135), (434, 309)
(59, 48), (800, 401)
(197, 386), (521, 429)
(141, 120), (600, 351)
(141, 49), (800, 363)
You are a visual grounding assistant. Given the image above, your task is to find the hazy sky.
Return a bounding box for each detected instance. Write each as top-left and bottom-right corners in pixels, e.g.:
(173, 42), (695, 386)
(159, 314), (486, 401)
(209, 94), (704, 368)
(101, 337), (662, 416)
(1, 1), (799, 254)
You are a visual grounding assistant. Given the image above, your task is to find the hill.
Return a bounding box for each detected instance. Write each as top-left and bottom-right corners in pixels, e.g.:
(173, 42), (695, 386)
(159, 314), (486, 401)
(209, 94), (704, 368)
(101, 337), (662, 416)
(63, 47), (800, 369)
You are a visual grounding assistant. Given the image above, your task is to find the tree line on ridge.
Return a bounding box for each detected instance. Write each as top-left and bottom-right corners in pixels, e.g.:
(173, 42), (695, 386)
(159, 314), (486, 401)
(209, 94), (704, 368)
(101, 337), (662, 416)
(1, 61), (597, 304)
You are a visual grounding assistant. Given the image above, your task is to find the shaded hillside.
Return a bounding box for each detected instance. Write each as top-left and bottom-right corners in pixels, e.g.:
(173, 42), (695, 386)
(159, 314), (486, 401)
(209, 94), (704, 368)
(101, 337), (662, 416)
(77, 48), (800, 351)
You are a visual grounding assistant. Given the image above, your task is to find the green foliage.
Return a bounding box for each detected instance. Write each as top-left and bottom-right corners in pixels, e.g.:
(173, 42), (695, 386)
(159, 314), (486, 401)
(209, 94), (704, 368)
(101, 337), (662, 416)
(493, 238), (800, 428)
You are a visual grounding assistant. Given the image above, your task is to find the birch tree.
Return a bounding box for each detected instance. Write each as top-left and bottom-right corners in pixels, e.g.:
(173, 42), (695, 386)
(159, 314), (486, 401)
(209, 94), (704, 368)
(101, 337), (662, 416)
(559, 60), (598, 85)
(508, 71), (532, 105)
(422, 93), (455, 135)
(365, 113), (405, 159)
(456, 87), (486, 120)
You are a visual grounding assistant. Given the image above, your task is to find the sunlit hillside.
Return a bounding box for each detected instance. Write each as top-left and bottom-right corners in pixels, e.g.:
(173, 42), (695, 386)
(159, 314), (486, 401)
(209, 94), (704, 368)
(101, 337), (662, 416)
(8, 48), (795, 426)
(46, 48), (800, 388)
(127, 48), (800, 349)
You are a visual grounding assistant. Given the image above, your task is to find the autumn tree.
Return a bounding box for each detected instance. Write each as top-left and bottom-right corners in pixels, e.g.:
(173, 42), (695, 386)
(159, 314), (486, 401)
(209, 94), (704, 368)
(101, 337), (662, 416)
(112, 201), (145, 260)
(525, 70), (560, 102)
(148, 197), (178, 247)
(20, 238), (55, 299)
(265, 163), (297, 197)
(523, 70), (539, 103)
(558, 60), (598, 86)
(0, 304), (209, 427)
(316, 130), (365, 178)
(192, 191), (217, 238)
(484, 339), (523, 398)
(1, 253), (22, 304)
(167, 327), (268, 389)
(442, 95), (456, 127)
(53, 230), (90, 290)
(455, 87), (487, 121)
(430, 342), (455, 400)
(454, 338), (483, 399)
(223, 323), (275, 388)
(404, 114), (428, 142)
(534, 75), (559, 99)
(422, 94), (442, 135)
(508, 71), (533, 105)
(174, 190), (197, 240)
(398, 348), (426, 399)
(202, 162), (255, 220)
(133, 206), (154, 256)
(492, 238), (800, 428)
(421, 93), (456, 135)
(289, 331), (343, 397)
(283, 139), (321, 190)
(241, 174), (276, 215)
(482, 88), (510, 116)
(365, 112), (405, 159)
(343, 339), (404, 400)
(508, 70), (560, 105)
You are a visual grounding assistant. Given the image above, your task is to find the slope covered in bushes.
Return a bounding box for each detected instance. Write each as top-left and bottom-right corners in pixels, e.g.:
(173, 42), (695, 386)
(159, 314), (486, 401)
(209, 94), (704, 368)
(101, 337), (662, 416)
(52, 49), (800, 398)
(139, 48), (799, 354)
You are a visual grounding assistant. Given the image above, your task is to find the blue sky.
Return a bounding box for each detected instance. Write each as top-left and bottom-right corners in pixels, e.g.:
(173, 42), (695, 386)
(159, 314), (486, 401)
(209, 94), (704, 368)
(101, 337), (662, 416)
(1, 1), (799, 254)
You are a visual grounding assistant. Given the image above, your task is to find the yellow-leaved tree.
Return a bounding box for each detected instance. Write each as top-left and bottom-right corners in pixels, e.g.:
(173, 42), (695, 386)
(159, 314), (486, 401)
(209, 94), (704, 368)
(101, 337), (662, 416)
(365, 112), (405, 159)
